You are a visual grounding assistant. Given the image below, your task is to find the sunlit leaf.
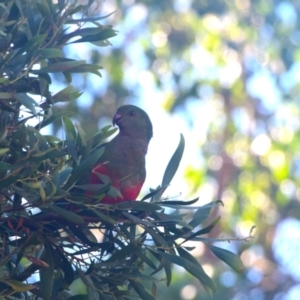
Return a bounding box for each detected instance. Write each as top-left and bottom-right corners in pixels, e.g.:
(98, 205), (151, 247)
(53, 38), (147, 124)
(32, 60), (86, 73)
(207, 244), (244, 273)
(188, 201), (220, 228)
(0, 279), (35, 292)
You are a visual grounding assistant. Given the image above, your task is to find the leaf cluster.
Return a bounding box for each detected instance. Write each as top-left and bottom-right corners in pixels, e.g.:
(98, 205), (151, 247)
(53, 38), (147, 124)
(0, 1), (244, 299)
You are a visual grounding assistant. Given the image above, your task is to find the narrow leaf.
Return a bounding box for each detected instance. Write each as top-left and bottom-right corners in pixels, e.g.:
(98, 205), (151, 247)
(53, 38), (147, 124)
(122, 211), (153, 227)
(107, 243), (137, 263)
(0, 162), (11, 173)
(32, 60), (86, 73)
(143, 226), (168, 248)
(162, 133), (185, 188)
(46, 205), (84, 224)
(159, 197), (199, 206)
(154, 134), (185, 201)
(90, 209), (117, 225)
(14, 93), (38, 115)
(62, 116), (78, 162)
(64, 147), (104, 190)
(40, 244), (54, 300)
(116, 200), (162, 211)
(36, 111), (75, 129)
(188, 201), (218, 228)
(207, 244), (244, 273)
(0, 279), (35, 292)
(129, 279), (156, 300)
(37, 48), (63, 59)
(185, 216), (221, 242)
(156, 250), (216, 293)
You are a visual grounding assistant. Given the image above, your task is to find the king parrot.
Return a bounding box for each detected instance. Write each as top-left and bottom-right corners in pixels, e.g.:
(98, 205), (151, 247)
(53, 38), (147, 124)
(88, 105), (153, 204)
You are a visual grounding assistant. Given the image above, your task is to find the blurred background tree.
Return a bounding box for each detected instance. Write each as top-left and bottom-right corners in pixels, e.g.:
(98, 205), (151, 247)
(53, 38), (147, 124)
(53, 0), (300, 299)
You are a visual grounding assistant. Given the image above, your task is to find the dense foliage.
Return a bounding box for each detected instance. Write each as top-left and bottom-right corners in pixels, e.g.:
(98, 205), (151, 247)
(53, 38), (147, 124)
(0, 1), (244, 299)
(60, 1), (300, 299)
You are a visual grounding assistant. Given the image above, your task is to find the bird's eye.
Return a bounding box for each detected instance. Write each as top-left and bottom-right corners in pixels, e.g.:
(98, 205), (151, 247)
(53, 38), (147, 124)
(129, 110), (136, 116)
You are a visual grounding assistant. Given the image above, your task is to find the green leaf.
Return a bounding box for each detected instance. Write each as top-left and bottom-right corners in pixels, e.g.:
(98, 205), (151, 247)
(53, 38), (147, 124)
(122, 211), (153, 227)
(119, 224), (136, 242)
(65, 63), (102, 77)
(36, 48), (63, 59)
(32, 60), (86, 73)
(87, 126), (118, 154)
(37, 0), (52, 19)
(163, 258), (172, 286)
(148, 250), (171, 284)
(176, 245), (214, 295)
(74, 122), (86, 147)
(62, 116), (78, 163)
(188, 201), (218, 228)
(185, 216), (221, 242)
(207, 244), (244, 273)
(40, 244), (54, 300)
(154, 134), (185, 201)
(75, 183), (110, 194)
(45, 205), (84, 224)
(0, 279), (35, 292)
(58, 167), (73, 187)
(67, 296), (89, 300)
(177, 246), (201, 268)
(0, 161), (11, 173)
(162, 133), (185, 188)
(36, 111), (75, 129)
(115, 200), (162, 211)
(14, 34), (46, 58)
(69, 27), (117, 44)
(14, 93), (38, 115)
(65, 12), (116, 24)
(0, 174), (20, 189)
(141, 186), (164, 201)
(143, 226), (168, 248)
(107, 243), (137, 263)
(159, 197), (199, 206)
(135, 250), (157, 270)
(55, 247), (75, 285)
(89, 209), (117, 225)
(64, 147), (104, 190)
(129, 279), (156, 300)
(13, 234), (40, 270)
(29, 148), (66, 162)
(53, 86), (82, 103)
(156, 250), (216, 293)
(0, 92), (13, 99)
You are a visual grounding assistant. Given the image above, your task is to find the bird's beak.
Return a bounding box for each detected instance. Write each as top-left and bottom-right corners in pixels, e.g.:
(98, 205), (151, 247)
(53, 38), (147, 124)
(112, 112), (122, 126)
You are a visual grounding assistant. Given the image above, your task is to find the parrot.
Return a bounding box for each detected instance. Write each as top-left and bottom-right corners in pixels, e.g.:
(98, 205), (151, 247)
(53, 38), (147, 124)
(87, 105), (153, 204)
